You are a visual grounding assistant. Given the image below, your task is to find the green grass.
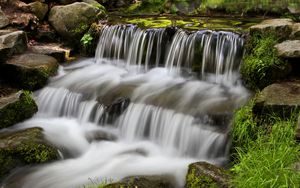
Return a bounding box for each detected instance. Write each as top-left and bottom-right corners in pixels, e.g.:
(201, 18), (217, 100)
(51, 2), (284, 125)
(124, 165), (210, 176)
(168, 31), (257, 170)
(231, 109), (300, 188)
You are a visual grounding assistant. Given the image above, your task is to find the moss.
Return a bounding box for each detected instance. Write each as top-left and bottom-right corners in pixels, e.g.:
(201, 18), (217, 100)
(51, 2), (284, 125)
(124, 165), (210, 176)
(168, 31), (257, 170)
(0, 128), (58, 178)
(80, 23), (103, 56)
(240, 33), (290, 90)
(0, 91), (38, 129)
(186, 169), (218, 188)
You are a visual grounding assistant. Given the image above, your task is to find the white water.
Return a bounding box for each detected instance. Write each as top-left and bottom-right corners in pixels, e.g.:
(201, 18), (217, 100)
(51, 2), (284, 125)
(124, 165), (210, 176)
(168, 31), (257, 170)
(1, 26), (249, 188)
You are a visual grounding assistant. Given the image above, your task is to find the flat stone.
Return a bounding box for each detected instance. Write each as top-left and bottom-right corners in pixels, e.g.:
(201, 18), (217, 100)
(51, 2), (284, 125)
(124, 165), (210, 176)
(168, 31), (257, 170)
(0, 90), (37, 128)
(253, 81), (300, 117)
(0, 30), (27, 62)
(250, 19), (293, 39)
(0, 53), (58, 90)
(275, 40), (300, 59)
(0, 127), (59, 178)
(28, 43), (71, 63)
(0, 8), (9, 29)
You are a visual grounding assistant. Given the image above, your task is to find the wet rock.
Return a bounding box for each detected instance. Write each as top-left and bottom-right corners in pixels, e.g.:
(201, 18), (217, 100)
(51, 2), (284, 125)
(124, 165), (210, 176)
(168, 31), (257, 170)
(104, 175), (175, 188)
(48, 2), (106, 41)
(253, 81), (300, 117)
(0, 8), (9, 29)
(33, 22), (58, 42)
(28, 43), (71, 63)
(291, 23), (300, 40)
(28, 1), (48, 20)
(0, 30), (27, 63)
(85, 130), (117, 142)
(0, 90), (37, 129)
(0, 127), (59, 178)
(275, 40), (300, 59)
(250, 19), (293, 39)
(185, 162), (230, 188)
(0, 53), (58, 90)
(7, 12), (38, 30)
(103, 97), (130, 124)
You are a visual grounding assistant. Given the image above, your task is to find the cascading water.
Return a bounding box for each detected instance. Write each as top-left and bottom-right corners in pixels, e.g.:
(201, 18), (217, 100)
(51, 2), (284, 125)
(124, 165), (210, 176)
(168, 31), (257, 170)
(1, 25), (249, 188)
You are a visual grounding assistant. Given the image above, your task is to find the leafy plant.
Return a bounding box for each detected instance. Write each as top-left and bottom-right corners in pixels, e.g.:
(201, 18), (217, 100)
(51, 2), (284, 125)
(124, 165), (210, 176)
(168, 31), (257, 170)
(81, 33), (93, 48)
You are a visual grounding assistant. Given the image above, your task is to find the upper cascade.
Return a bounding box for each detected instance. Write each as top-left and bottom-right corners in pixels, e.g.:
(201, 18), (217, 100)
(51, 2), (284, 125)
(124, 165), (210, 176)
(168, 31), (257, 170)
(95, 25), (244, 83)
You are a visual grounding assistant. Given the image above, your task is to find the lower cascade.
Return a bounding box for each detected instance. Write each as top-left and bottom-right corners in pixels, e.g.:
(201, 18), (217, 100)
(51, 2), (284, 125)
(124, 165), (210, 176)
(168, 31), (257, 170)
(1, 25), (249, 188)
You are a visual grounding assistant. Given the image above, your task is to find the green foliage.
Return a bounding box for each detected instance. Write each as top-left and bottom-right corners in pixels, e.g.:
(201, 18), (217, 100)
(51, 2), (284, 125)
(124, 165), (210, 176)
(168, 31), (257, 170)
(81, 33), (93, 48)
(231, 116), (300, 188)
(240, 33), (289, 90)
(126, 0), (167, 15)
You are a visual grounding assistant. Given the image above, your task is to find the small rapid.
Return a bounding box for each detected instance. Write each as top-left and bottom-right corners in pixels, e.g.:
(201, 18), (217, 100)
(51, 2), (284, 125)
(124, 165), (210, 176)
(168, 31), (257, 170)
(1, 25), (249, 188)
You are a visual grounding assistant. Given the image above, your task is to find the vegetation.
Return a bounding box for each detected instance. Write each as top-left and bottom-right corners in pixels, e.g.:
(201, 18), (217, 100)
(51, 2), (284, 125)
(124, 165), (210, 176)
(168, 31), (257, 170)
(186, 168), (218, 188)
(240, 33), (290, 90)
(231, 103), (300, 187)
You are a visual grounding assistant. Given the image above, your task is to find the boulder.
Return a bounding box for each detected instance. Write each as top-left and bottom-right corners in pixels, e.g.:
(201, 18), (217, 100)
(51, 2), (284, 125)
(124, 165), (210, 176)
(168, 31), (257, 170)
(85, 130), (117, 142)
(0, 127), (59, 178)
(0, 53), (58, 90)
(28, 1), (48, 20)
(250, 19), (293, 39)
(0, 90), (37, 129)
(185, 162), (230, 188)
(275, 40), (300, 59)
(28, 43), (71, 63)
(48, 2), (106, 40)
(253, 81), (300, 117)
(0, 8), (9, 29)
(291, 23), (300, 40)
(103, 97), (130, 124)
(104, 175), (175, 188)
(0, 30), (27, 63)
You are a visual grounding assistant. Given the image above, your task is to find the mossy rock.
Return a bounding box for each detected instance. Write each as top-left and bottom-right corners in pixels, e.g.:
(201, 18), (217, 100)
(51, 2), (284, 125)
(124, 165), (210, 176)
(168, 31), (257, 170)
(49, 2), (106, 41)
(0, 127), (59, 179)
(185, 162), (230, 188)
(104, 175), (174, 188)
(0, 53), (58, 90)
(0, 90), (37, 129)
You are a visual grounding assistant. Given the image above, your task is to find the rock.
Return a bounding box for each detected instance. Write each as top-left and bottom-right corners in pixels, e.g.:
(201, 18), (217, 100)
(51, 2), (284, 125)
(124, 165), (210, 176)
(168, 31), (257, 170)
(250, 19), (293, 39)
(104, 175), (175, 188)
(33, 22), (58, 42)
(48, 2), (106, 41)
(85, 130), (117, 142)
(288, 3), (300, 14)
(0, 127), (59, 178)
(103, 97), (130, 124)
(58, 0), (78, 4)
(0, 90), (37, 128)
(7, 12), (38, 30)
(253, 81), (300, 117)
(275, 40), (300, 59)
(82, 0), (103, 8)
(0, 30), (27, 63)
(0, 8), (9, 29)
(185, 162), (230, 188)
(28, 43), (71, 63)
(28, 1), (48, 20)
(291, 23), (300, 40)
(0, 53), (58, 90)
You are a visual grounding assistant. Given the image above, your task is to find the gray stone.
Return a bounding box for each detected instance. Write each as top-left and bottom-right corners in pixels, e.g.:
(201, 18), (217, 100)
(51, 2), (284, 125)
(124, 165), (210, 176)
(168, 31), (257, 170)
(48, 2), (106, 40)
(28, 43), (71, 63)
(28, 1), (48, 20)
(275, 40), (300, 59)
(250, 19), (293, 39)
(0, 127), (59, 178)
(0, 8), (9, 29)
(0, 53), (58, 90)
(253, 81), (300, 117)
(0, 30), (27, 63)
(0, 90), (37, 128)
(185, 162), (230, 188)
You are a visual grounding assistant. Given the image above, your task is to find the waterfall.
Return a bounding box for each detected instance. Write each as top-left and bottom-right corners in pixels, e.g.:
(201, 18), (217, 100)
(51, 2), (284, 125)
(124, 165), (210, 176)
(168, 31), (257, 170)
(1, 25), (249, 188)
(95, 25), (244, 83)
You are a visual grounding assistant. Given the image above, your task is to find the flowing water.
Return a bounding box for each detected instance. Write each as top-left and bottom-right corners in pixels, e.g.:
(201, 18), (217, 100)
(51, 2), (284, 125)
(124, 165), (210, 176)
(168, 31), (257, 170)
(1, 25), (249, 188)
